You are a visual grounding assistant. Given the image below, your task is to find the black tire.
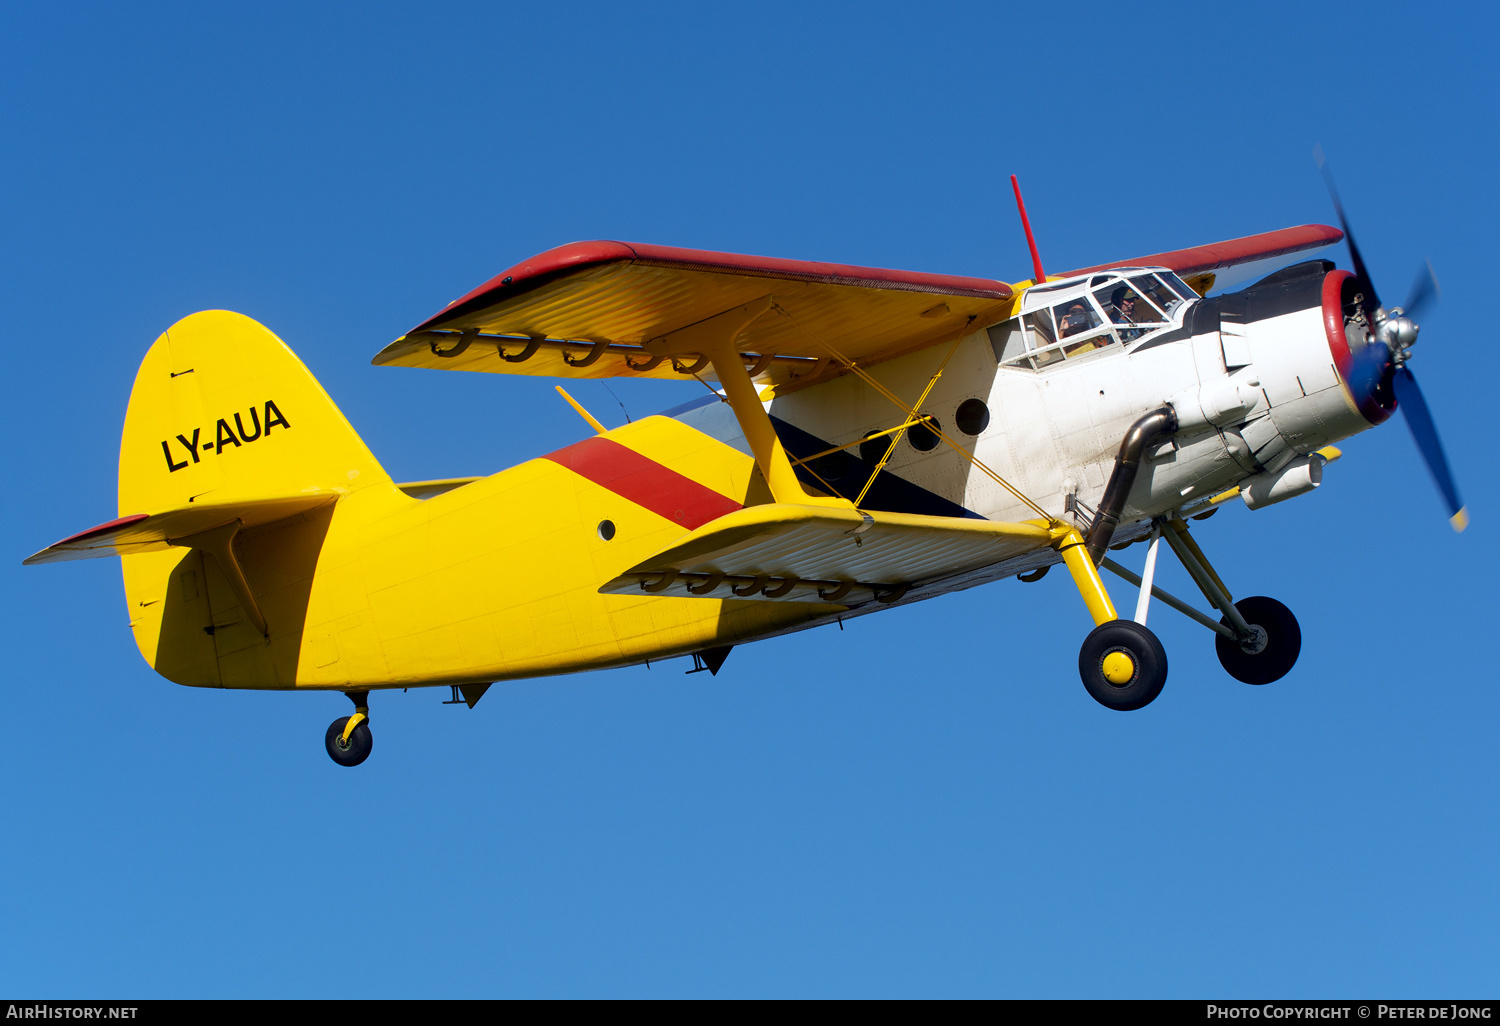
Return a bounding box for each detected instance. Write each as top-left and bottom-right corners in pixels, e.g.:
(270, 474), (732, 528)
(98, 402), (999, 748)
(1078, 619), (1168, 711)
(1215, 596), (1300, 685)
(325, 716), (373, 767)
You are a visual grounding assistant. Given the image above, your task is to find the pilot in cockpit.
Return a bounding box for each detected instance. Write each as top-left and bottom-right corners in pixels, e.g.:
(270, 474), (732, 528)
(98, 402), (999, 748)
(1106, 286), (1146, 342)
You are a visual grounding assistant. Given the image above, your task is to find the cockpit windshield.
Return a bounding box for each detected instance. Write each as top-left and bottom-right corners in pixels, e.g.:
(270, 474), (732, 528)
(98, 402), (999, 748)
(989, 267), (1197, 371)
(1130, 274), (1188, 318)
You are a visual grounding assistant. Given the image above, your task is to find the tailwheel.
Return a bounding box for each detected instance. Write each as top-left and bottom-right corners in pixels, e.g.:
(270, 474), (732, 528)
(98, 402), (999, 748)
(326, 717), (373, 766)
(325, 691), (373, 767)
(1078, 619), (1168, 711)
(1215, 596), (1300, 685)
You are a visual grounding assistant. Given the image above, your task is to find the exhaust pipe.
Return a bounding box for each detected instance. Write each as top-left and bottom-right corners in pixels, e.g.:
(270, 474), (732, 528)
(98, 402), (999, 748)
(1086, 406), (1177, 564)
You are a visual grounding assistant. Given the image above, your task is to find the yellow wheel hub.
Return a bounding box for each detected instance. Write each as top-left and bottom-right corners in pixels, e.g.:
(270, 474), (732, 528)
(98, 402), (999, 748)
(1101, 651), (1136, 685)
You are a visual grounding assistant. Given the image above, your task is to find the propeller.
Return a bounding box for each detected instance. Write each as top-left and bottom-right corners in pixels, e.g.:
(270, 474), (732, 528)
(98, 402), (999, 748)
(1404, 258), (1441, 321)
(1314, 146), (1467, 531)
(1391, 367), (1467, 531)
(1315, 144), (1382, 312)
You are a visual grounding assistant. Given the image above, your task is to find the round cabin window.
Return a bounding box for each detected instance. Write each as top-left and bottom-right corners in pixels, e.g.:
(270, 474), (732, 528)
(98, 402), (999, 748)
(908, 416), (941, 452)
(955, 398), (990, 436)
(808, 450), (852, 484)
(597, 520), (616, 541)
(859, 431), (893, 467)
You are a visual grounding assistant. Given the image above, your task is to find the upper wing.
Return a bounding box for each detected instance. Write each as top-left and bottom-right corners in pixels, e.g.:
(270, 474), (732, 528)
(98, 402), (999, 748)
(372, 241), (1013, 392)
(1064, 224), (1344, 295)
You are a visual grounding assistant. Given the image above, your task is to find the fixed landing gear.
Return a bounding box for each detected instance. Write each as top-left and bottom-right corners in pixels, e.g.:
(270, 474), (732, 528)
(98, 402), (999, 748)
(1047, 522), (1171, 712)
(1093, 517), (1303, 701)
(1078, 619), (1168, 711)
(325, 691), (373, 767)
(1215, 596), (1301, 685)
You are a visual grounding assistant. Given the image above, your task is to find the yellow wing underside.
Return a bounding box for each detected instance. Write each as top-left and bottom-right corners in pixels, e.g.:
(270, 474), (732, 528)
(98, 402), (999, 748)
(600, 502), (1053, 606)
(372, 260), (1011, 393)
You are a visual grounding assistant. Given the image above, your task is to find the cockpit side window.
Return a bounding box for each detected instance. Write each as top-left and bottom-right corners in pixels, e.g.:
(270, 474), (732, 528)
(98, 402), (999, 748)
(1034, 339), (1065, 367)
(1128, 274), (1186, 319)
(1094, 282), (1163, 343)
(1026, 309), (1057, 347)
(1054, 299), (1100, 339)
(1160, 271), (1200, 302)
(1059, 296), (1119, 354)
(989, 295), (1121, 372)
(988, 319), (1030, 365)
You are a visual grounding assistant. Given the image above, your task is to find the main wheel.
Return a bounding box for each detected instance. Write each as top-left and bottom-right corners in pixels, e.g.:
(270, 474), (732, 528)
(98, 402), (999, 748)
(1215, 596), (1300, 685)
(1078, 619), (1168, 711)
(325, 716), (373, 767)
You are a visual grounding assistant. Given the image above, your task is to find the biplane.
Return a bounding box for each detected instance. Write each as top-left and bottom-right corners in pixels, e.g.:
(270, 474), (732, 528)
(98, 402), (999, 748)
(26, 168), (1463, 766)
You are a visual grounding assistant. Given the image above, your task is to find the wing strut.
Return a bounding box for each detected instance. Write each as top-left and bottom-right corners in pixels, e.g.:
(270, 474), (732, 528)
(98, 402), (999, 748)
(174, 520), (269, 637)
(649, 298), (852, 510)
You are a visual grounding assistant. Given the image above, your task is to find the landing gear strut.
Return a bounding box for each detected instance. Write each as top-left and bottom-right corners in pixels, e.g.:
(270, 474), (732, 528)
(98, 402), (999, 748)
(1052, 522), (1171, 711)
(325, 691), (373, 767)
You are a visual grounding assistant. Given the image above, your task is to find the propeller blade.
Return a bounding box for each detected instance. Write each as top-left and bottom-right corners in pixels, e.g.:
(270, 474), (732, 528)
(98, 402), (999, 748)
(1313, 145), (1383, 311)
(1404, 259), (1441, 320)
(1345, 337), (1392, 410)
(1391, 366), (1467, 531)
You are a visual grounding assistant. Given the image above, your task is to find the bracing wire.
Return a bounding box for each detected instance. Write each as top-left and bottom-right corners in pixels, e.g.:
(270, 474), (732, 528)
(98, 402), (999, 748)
(769, 300), (1051, 521)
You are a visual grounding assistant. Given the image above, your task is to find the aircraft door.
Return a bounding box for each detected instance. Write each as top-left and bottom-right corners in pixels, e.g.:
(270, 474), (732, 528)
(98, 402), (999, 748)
(1187, 295), (1227, 384)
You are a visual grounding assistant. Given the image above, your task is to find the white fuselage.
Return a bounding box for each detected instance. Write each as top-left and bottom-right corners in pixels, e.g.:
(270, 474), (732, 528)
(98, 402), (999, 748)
(677, 263), (1374, 598)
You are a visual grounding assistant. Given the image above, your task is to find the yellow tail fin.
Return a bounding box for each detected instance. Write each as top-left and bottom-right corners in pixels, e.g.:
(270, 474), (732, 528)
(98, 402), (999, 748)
(120, 309), (389, 511)
(113, 310), (393, 688)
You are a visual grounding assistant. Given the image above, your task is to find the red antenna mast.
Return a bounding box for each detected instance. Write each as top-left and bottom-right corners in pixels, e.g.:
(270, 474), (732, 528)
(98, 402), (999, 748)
(1010, 174), (1047, 285)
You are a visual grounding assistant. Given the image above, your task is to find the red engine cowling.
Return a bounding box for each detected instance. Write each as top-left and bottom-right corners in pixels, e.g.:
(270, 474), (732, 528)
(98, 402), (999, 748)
(1322, 268), (1395, 426)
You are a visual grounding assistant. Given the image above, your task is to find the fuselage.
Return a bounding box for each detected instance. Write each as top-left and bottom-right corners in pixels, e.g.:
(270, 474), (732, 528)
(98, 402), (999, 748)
(119, 260), (1383, 692)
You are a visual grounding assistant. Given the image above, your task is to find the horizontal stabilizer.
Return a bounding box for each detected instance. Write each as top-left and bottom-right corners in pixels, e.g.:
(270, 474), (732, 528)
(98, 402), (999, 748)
(23, 493), (339, 564)
(600, 503), (1051, 605)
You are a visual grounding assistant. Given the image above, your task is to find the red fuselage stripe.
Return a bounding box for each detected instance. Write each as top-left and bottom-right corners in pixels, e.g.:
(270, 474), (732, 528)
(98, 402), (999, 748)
(543, 436), (742, 530)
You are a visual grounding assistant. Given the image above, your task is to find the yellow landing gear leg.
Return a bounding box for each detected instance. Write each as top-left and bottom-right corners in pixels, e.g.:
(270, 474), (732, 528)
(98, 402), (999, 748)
(1052, 525), (1168, 712)
(1054, 525), (1117, 626)
(325, 691), (373, 767)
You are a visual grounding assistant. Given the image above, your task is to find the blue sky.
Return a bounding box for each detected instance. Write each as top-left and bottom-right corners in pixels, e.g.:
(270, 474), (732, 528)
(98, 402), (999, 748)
(2, 0), (1497, 997)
